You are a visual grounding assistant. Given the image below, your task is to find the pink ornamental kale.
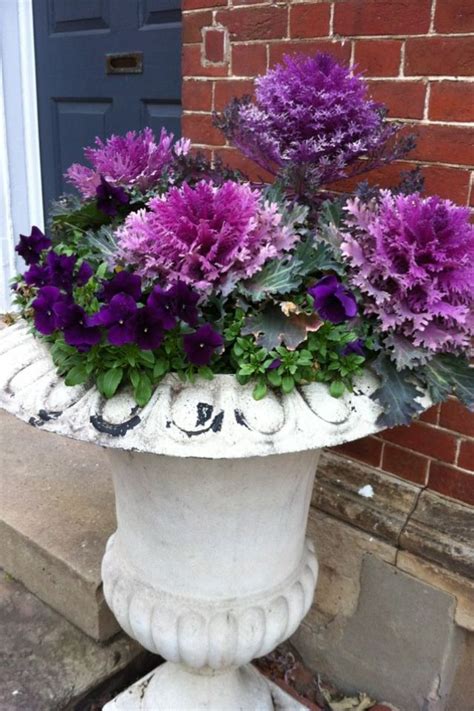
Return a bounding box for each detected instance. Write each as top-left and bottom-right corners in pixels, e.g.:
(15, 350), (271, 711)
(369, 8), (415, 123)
(216, 53), (408, 190)
(115, 180), (297, 294)
(66, 128), (189, 198)
(341, 192), (474, 354)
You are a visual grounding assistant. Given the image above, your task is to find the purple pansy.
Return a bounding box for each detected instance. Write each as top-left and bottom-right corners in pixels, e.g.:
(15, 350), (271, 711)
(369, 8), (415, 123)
(99, 271), (142, 303)
(341, 339), (365, 357)
(148, 281), (200, 329)
(129, 307), (164, 350)
(47, 251), (76, 291)
(15, 227), (51, 265)
(54, 301), (101, 349)
(89, 293), (138, 346)
(268, 358), (282, 369)
(183, 324), (224, 366)
(308, 276), (358, 324)
(24, 263), (50, 287)
(32, 286), (63, 335)
(96, 176), (129, 217)
(76, 261), (94, 286)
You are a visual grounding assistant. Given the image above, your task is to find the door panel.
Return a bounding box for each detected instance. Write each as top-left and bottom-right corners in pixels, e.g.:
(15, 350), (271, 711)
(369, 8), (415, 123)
(34, 0), (181, 209)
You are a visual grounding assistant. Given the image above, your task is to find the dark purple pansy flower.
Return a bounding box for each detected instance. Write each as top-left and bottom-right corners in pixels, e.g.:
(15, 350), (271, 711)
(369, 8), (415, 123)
(341, 338), (365, 357)
(268, 358), (282, 370)
(89, 293), (137, 346)
(15, 226), (51, 265)
(47, 251), (76, 291)
(130, 307), (164, 350)
(54, 302), (101, 349)
(76, 261), (94, 286)
(31, 286), (62, 335)
(99, 271), (142, 303)
(308, 275), (357, 324)
(147, 280), (199, 330)
(24, 263), (50, 287)
(183, 324), (224, 366)
(96, 175), (129, 217)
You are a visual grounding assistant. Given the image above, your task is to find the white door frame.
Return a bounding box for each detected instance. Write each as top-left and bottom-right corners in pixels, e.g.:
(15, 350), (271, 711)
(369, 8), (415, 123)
(0, 0), (43, 312)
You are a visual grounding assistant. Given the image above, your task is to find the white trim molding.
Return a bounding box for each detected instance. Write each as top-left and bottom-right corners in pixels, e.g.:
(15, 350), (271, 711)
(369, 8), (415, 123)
(0, 0), (43, 312)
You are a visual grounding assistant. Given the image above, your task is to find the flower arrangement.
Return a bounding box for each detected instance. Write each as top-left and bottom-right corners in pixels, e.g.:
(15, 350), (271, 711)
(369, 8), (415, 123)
(12, 54), (474, 427)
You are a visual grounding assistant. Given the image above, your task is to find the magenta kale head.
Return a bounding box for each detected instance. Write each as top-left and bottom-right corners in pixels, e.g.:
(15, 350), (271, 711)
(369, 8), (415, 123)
(65, 128), (187, 198)
(115, 180), (297, 294)
(341, 191), (474, 354)
(215, 53), (409, 192)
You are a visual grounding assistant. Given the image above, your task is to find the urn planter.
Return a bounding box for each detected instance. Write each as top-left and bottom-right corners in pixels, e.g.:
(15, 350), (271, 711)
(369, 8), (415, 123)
(0, 322), (400, 710)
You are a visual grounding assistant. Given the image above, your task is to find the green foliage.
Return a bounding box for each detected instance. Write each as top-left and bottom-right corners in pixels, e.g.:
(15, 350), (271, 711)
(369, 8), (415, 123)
(371, 354), (425, 427)
(421, 354), (474, 410)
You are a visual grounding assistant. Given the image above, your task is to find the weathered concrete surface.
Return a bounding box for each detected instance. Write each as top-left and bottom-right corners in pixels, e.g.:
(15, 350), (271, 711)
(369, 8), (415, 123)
(0, 571), (148, 711)
(0, 409), (118, 640)
(294, 544), (465, 711)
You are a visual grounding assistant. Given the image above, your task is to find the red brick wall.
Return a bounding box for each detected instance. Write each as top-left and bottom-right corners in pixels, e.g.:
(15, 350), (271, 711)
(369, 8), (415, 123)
(181, 0), (474, 503)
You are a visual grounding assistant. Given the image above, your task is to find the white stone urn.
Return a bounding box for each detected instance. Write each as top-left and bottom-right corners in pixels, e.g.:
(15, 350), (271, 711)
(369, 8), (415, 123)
(0, 321), (392, 710)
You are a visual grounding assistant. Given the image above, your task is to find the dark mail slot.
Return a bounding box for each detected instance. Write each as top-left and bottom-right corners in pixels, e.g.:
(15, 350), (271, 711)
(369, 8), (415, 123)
(106, 52), (143, 74)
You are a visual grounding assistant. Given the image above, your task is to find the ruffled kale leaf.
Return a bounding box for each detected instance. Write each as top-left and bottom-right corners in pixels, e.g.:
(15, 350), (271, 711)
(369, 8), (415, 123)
(242, 304), (322, 350)
(421, 354), (474, 410)
(383, 334), (431, 371)
(372, 353), (425, 427)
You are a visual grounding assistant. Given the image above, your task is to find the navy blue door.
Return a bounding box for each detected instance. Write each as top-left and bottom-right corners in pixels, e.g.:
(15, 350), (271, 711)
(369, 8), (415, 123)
(33, 1), (182, 211)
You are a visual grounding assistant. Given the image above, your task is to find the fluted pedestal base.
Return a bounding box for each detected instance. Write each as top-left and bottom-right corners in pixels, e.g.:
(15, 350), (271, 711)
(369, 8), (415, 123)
(104, 663), (305, 711)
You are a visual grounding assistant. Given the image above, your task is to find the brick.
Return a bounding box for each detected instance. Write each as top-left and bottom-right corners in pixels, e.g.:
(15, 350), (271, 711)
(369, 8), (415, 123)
(182, 80), (213, 112)
(382, 443), (429, 486)
(429, 81), (474, 123)
(435, 0), (474, 33)
(215, 147), (274, 182)
(269, 40), (352, 68)
(409, 125), (474, 167)
(458, 440), (474, 471)
(182, 113), (223, 145)
(203, 28), (227, 64)
(183, 0), (226, 9)
(334, 0), (431, 36)
(405, 37), (474, 77)
(232, 43), (267, 77)
(429, 461), (474, 506)
(440, 399), (474, 439)
(331, 161), (472, 205)
(381, 422), (457, 464)
(216, 7), (287, 41)
(182, 11), (212, 44)
(419, 405), (439, 425)
(290, 3), (330, 40)
(354, 40), (401, 78)
(183, 45), (228, 77)
(367, 80), (425, 119)
(214, 79), (255, 111)
(333, 436), (383, 467)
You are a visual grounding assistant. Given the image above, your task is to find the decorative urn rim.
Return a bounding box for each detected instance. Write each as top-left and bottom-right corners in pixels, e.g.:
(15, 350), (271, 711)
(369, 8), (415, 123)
(0, 320), (428, 459)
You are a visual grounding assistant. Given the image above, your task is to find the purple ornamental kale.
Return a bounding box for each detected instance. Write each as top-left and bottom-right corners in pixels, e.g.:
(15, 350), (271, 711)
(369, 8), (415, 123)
(308, 275), (358, 324)
(116, 180), (297, 294)
(340, 192), (474, 353)
(183, 324), (224, 366)
(15, 227), (51, 265)
(96, 176), (129, 217)
(65, 128), (178, 198)
(216, 53), (406, 190)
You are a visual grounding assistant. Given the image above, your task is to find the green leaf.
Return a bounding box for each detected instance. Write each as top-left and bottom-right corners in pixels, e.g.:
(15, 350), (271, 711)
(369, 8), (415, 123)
(101, 367), (124, 399)
(134, 373), (153, 407)
(372, 354), (425, 427)
(153, 359), (169, 379)
(65, 365), (88, 387)
(422, 354), (474, 409)
(267, 370), (282, 387)
(139, 350), (155, 366)
(252, 380), (268, 400)
(329, 380), (345, 398)
(242, 305), (322, 351)
(281, 375), (295, 394)
(129, 368), (140, 389)
(199, 366), (214, 380)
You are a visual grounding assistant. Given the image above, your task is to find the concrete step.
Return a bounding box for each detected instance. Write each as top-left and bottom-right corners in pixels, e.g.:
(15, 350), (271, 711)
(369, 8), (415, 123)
(0, 409), (118, 641)
(0, 569), (153, 711)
